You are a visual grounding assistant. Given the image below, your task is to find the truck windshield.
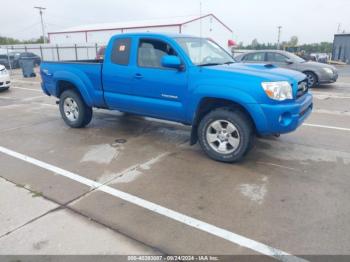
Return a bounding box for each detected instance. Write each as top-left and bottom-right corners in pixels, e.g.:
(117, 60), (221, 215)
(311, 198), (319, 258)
(175, 37), (235, 66)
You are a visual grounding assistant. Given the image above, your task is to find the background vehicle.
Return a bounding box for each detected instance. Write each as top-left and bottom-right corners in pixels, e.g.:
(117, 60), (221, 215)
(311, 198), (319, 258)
(309, 53), (329, 63)
(235, 50), (338, 88)
(0, 52), (41, 69)
(0, 65), (11, 91)
(40, 33), (312, 163)
(0, 54), (16, 68)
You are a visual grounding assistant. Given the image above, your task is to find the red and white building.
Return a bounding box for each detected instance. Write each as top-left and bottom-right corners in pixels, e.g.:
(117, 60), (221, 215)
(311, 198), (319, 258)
(48, 14), (234, 50)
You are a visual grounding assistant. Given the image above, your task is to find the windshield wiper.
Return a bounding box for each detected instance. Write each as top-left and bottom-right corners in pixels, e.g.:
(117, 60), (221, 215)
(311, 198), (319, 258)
(198, 61), (235, 67)
(198, 63), (222, 67)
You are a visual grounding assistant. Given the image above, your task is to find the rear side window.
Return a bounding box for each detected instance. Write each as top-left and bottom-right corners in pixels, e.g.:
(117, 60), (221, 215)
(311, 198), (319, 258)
(111, 38), (131, 65)
(243, 52), (265, 62)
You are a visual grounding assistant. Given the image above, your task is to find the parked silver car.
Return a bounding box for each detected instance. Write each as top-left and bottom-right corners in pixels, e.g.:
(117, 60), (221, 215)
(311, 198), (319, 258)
(235, 50), (338, 88)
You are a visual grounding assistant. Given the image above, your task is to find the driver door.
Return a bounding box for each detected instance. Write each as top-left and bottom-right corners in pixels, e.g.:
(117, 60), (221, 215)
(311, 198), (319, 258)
(128, 37), (188, 121)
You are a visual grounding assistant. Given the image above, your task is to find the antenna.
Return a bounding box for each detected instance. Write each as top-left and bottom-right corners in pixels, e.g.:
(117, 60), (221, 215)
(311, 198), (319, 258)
(34, 6), (47, 44)
(337, 23), (341, 33)
(199, 1), (203, 65)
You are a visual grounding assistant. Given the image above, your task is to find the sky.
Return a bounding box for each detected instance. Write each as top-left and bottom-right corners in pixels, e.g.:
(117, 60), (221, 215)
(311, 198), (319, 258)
(0, 0), (349, 45)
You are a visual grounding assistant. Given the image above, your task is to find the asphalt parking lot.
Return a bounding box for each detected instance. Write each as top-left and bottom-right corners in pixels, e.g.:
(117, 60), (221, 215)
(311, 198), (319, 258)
(1, 67), (350, 260)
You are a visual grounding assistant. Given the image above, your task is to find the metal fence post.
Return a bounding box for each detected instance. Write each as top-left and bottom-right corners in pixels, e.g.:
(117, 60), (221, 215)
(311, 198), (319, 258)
(24, 45), (27, 52)
(95, 43), (98, 57)
(6, 47), (12, 73)
(75, 44), (78, 61)
(40, 45), (43, 60)
(56, 44), (60, 61)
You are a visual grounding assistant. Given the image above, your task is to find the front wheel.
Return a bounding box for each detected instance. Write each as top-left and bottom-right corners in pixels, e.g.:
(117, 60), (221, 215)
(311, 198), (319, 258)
(305, 71), (318, 88)
(198, 108), (253, 163)
(59, 90), (93, 128)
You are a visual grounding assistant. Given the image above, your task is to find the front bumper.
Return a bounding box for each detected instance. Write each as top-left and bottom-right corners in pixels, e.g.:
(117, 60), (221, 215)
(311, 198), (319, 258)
(318, 71), (338, 84)
(252, 93), (313, 135)
(0, 75), (11, 90)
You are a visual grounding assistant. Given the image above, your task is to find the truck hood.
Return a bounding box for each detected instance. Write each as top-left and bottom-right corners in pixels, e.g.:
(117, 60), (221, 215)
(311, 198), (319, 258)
(207, 63), (306, 83)
(0, 65), (5, 71)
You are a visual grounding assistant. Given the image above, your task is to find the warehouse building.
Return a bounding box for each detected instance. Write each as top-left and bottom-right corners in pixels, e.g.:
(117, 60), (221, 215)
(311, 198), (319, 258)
(332, 34), (350, 64)
(48, 14), (234, 50)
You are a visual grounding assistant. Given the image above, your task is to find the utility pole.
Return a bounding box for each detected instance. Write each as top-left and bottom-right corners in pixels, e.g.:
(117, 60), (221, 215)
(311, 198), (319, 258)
(277, 26), (282, 49)
(34, 6), (46, 44)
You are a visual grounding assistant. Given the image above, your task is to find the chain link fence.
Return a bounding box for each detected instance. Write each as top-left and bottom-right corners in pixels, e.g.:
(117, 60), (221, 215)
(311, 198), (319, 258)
(0, 43), (105, 63)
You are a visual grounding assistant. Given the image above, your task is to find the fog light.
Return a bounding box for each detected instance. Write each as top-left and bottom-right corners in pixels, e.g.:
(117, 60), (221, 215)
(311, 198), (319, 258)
(279, 112), (292, 127)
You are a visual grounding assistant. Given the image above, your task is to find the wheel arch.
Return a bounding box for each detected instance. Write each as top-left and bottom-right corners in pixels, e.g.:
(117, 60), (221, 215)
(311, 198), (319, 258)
(53, 70), (94, 106)
(190, 97), (257, 145)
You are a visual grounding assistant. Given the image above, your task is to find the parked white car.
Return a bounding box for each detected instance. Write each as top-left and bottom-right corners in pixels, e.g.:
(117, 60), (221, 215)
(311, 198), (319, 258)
(0, 64), (11, 91)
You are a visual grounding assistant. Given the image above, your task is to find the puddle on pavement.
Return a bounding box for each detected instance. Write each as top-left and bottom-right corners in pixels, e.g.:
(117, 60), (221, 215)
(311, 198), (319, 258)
(81, 144), (122, 164)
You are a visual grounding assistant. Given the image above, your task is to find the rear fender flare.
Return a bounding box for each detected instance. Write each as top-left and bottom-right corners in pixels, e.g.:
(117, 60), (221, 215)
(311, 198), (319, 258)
(53, 71), (94, 107)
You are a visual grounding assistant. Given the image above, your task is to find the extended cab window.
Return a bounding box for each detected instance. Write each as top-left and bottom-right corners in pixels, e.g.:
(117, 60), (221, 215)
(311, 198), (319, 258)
(138, 39), (177, 68)
(243, 53), (265, 62)
(111, 38), (131, 65)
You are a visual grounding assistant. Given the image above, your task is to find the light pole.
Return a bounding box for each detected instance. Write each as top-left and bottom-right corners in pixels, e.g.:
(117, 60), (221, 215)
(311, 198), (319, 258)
(277, 26), (282, 49)
(34, 6), (46, 44)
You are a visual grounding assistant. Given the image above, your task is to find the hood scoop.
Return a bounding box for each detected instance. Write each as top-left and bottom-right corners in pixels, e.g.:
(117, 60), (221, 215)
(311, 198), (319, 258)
(264, 64), (276, 68)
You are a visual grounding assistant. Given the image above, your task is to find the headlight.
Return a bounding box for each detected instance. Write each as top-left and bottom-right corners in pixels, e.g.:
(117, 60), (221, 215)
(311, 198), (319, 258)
(261, 81), (293, 101)
(323, 68), (333, 75)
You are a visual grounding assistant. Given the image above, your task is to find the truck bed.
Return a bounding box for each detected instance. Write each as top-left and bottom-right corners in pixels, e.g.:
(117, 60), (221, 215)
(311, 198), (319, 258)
(40, 60), (105, 108)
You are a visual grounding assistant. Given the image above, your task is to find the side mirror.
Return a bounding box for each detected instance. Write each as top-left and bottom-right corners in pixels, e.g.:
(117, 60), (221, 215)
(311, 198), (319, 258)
(285, 58), (293, 64)
(161, 55), (183, 70)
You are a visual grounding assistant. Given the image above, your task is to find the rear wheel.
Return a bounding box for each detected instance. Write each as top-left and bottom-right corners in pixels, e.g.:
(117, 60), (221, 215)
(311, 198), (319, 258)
(305, 71), (317, 88)
(198, 108), (253, 163)
(59, 90), (92, 128)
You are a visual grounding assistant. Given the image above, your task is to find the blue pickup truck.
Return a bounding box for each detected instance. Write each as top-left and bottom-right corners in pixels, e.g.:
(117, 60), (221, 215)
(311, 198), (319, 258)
(40, 33), (313, 163)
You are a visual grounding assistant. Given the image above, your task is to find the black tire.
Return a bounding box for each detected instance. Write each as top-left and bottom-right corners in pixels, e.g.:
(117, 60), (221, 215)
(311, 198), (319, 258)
(198, 108), (253, 163)
(59, 90), (92, 128)
(304, 71), (318, 88)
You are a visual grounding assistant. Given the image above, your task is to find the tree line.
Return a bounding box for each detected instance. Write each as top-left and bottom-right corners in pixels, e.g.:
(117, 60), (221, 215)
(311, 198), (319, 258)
(237, 36), (333, 53)
(0, 36), (47, 45)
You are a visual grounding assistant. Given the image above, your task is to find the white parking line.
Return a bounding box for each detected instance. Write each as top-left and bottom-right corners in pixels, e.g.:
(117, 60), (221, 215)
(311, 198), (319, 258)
(0, 145), (305, 262)
(11, 79), (41, 85)
(22, 95), (47, 101)
(11, 86), (41, 92)
(303, 123), (350, 132)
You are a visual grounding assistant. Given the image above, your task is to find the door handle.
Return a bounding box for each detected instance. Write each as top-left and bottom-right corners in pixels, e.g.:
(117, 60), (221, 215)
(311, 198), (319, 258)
(134, 73), (144, 79)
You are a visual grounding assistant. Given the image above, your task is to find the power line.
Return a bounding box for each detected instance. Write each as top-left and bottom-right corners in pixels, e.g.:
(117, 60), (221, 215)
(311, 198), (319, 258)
(0, 22), (41, 37)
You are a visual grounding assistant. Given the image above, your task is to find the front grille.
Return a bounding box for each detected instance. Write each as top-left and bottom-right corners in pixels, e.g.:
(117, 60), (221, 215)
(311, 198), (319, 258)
(297, 80), (308, 98)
